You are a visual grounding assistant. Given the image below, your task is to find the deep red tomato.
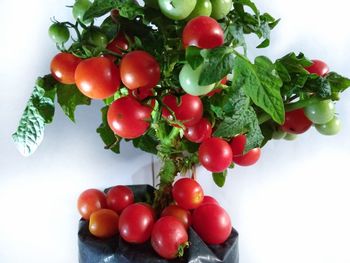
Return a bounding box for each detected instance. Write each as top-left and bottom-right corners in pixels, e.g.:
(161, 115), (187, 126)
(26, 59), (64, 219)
(162, 94), (203, 127)
(182, 16), (224, 49)
(106, 185), (134, 214)
(77, 189), (107, 220)
(192, 204), (232, 245)
(230, 134), (261, 166)
(75, 57), (120, 99)
(172, 178), (204, 210)
(161, 205), (192, 230)
(207, 76), (227, 97)
(199, 138), (233, 172)
(120, 50), (160, 90)
(107, 96), (152, 139)
(151, 216), (189, 259)
(305, 59), (329, 77)
(89, 209), (119, 238)
(107, 32), (129, 54)
(119, 203), (155, 243)
(50, 53), (82, 84)
(130, 87), (154, 101)
(281, 109), (313, 134)
(201, 195), (219, 206)
(184, 118), (212, 143)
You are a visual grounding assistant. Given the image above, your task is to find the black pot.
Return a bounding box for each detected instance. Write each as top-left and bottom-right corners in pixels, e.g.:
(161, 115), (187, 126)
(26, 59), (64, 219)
(78, 185), (239, 263)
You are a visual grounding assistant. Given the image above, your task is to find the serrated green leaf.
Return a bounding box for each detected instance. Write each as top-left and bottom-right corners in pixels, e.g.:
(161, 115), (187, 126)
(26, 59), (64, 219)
(326, 72), (350, 93)
(118, 2), (144, 19)
(212, 170), (227, 187)
(84, 0), (120, 20)
(276, 52), (312, 74)
(57, 84), (91, 122)
(159, 159), (176, 185)
(185, 46), (204, 70)
(100, 16), (120, 41)
(132, 129), (159, 155)
(305, 76), (331, 99)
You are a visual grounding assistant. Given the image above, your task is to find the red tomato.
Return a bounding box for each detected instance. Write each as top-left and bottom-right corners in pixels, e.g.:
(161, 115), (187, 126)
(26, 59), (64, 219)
(130, 87), (154, 101)
(107, 96), (152, 139)
(120, 50), (160, 90)
(184, 118), (212, 143)
(106, 185), (134, 214)
(151, 216), (189, 259)
(305, 59), (329, 77)
(201, 195), (219, 206)
(192, 204), (232, 245)
(161, 205), (192, 230)
(77, 189), (107, 220)
(182, 16), (224, 49)
(119, 203), (155, 243)
(75, 57), (120, 99)
(207, 76), (227, 97)
(281, 109), (313, 134)
(50, 52), (82, 84)
(199, 138), (232, 172)
(162, 94), (203, 127)
(230, 134), (261, 166)
(89, 209), (119, 238)
(172, 178), (204, 210)
(107, 32), (129, 54)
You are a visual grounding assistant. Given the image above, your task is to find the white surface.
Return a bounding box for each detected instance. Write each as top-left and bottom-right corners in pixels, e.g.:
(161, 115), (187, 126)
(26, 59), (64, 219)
(0, 1), (350, 262)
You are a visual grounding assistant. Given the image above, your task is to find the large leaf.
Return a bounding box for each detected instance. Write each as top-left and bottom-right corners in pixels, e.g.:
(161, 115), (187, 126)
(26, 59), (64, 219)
(212, 170), (227, 188)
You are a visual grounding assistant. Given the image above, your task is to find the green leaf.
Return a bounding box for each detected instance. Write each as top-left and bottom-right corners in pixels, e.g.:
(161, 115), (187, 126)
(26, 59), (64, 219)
(305, 76), (331, 99)
(12, 76), (57, 156)
(199, 47), (235, 85)
(118, 2), (144, 19)
(234, 0), (259, 16)
(96, 106), (120, 154)
(132, 129), (159, 155)
(234, 55), (285, 124)
(57, 84), (91, 122)
(276, 52), (312, 74)
(158, 159), (176, 185)
(84, 0), (120, 20)
(185, 46), (204, 70)
(212, 170), (227, 187)
(100, 16), (120, 41)
(326, 72), (350, 93)
(227, 23), (246, 52)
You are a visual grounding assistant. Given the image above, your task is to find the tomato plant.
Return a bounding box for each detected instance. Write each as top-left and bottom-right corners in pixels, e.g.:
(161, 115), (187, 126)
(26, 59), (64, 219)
(48, 23), (70, 44)
(158, 0), (196, 20)
(172, 178), (204, 210)
(199, 138), (233, 172)
(77, 189), (107, 220)
(182, 16), (224, 49)
(161, 205), (191, 230)
(89, 209), (119, 238)
(120, 50), (160, 90)
(305, 59), (329, 77)
(151, 216), (189, 259)
(192, 203), (232, 245)
(119, 203), (155, 243)
(50, 53), (81, 84)
(304, 99), (335, 124)
(184, 118), (212, 143)
(107, 96), (152, 139)
(106, 185), (134, 214)
(315, 116), (341, 135)
(281, 109), (313, 134)
(75, 57), (120, 99)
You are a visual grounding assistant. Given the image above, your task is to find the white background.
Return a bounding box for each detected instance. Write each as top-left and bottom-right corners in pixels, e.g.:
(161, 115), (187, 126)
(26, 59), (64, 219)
(1, 0), (350, 262)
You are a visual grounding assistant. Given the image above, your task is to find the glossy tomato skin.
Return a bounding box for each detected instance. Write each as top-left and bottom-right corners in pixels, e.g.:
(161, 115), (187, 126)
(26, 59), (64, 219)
(48, 23), (70, 44)
(229, 134), (246, 156)
(77, 189), (107, 220)
(192, 204), (232, 245)
(107, 96), (152, 139)
(120, 50), (160, 90)
(162, 94), (203, 127)
(119, 203), (155, 243)
(106, 186), (134, 214)
(161, 205), (192, 230)
(72, 0), (93, 25)
(201, 195), (219, 206)
(75, 57), (120, 99)
(210, 0), (232, 20)
(230, 134), (261, 166)
(172, 178), (204, 210)
(183, 16), (224, 49)
(315, 116), (341, 136)
(187, 0), (212, 20)
(304, 99), (335, 124)
(151, 216), (189, 259)
(281, 109), (313, 134)
(199, 138), (233, 172)
(184, 118), (212, 143)
(159, 0), (196, 20)
(106, 32), (129, 55)
(89, 209), (119, 238)
(50, 53), (82, 84)
(305, 59), (329, 77)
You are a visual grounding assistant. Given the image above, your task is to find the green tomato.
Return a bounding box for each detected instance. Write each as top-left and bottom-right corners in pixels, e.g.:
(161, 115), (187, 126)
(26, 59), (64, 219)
(158, 0), (197, 20)
(187, 0), (212, 20)
(83, 27), (108, 48)
(210, 0), (232, 20)
(284, 133), (298, 141)
(73, 0), (93, 25)
(272, 129), (286, 140)
(179, 64), (215, 96)
(48, 23), (70, 44)
(315, 116), (341, 136)
(144, 0), (159, 9)
(304, 100), (335, 124)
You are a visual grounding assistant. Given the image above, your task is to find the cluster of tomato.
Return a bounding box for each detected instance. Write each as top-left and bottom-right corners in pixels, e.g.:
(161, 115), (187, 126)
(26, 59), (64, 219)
(277, 60), (341, 140)
(77, 178), (232, 259)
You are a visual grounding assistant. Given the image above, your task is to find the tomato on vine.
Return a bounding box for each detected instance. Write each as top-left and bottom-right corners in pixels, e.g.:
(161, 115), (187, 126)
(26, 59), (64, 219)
(161, 205), (192, 230)
(315, 116), (341, 135)
(48, 23), (70, 44)
(184, 118), (212, 143)
(158, 0), (196, 20)
(281, 109), (313, 134)
(50, 53), (82, 84)
(172, 178), (204, 210)
(106, 32), (129, 55)
(77, 189), (107, 220)
(201, 195), (219, 206)
(210, 0), (233, 20)
(72, 0), (93, 25)
(187, 0), (212, 20)
(305, 59), (329, 77)
(230, 135), (261, 166)
(304, 100), (335, 124)
(106, 185), (134, 214)
(89, 209), (119, 238)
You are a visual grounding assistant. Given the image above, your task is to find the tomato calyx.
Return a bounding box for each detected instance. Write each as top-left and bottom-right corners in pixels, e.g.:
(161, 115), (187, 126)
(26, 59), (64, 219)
(177, 241), (190, 258)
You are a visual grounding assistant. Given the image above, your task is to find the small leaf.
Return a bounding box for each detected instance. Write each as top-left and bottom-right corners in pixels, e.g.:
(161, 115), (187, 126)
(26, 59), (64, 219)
(212, 170), (227, 187)
(132, 129), (159, 155)
(159, 159), (177, 185)
(326, 72), (350, 93)
(84, 0), (119, 20)
(185, 46), (203, 70)
(305, 76), (331, 99)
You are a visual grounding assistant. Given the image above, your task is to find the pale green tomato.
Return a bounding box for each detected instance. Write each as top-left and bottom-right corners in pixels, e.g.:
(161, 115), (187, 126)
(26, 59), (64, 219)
(187, 0), (212, 20)
(73, 0), (93, 25)
(158, 0), (197, 20)
(179, 64), (215, 96)
(315, 116), (341, 136)
(284, 133), (298, 141)
(304, 99), (335, 124)
(210, 0), (232, 20)
(272, 129), (286, 140)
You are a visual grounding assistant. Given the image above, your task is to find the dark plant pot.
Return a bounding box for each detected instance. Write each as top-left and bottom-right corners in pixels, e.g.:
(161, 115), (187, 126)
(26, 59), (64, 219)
(78, 185), (239, 263)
